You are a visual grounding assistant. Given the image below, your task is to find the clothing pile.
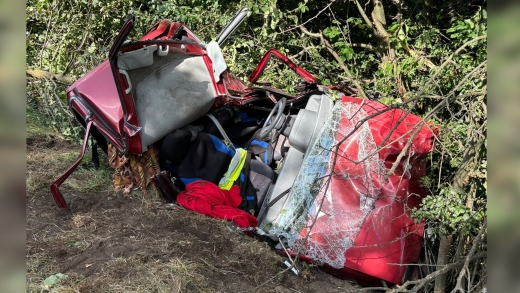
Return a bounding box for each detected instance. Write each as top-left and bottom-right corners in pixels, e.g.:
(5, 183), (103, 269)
(177, 181), (257, 228)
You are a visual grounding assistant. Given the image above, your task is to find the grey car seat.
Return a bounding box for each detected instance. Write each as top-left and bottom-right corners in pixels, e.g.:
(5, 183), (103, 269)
(257, 93), (334, 228)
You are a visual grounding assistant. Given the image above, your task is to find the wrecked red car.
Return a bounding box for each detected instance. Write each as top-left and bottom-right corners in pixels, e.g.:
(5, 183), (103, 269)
(51, 9), (436, 286)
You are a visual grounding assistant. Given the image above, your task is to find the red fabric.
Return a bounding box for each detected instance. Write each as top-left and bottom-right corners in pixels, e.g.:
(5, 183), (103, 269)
(176, 180), (258, 228)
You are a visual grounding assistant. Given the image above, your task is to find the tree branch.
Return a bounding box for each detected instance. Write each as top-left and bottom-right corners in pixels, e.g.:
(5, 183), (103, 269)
(351, 43), (376, 50)
(372, 10), (390, 41)
(352, 0), (374, 30)
(289, 46), (318, 59)
(450, 219), (487, 293)
(343, 252), (485, 293)
(282, 0), (337, 34)
(300, 27), (367, 98)
(415, 35), (487, 99)
(26, 69), (76, 84)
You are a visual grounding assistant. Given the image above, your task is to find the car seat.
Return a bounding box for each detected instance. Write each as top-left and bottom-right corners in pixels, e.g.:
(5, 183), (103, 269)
(257, 93), (334, 226)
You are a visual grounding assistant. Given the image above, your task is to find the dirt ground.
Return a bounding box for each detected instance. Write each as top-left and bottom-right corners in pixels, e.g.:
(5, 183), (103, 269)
(26, 132), (363, 292)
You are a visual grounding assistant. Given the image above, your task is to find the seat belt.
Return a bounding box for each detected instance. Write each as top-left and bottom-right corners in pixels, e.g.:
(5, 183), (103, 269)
(206, 113), (236, 150)
(256, 187), (292, 224)
(239, 151), (253, 197)
(207, 114), (260, 214)
(237, 151), (259, 215)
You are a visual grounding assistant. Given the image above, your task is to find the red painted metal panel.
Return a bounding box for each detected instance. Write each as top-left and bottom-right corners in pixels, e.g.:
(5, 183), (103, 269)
(139, 19), (171, 41)
(68, 61), (124, 136)
(248, 48), (318, 84)
(292, 97), (435, 285)
(50, 121), (93, 209)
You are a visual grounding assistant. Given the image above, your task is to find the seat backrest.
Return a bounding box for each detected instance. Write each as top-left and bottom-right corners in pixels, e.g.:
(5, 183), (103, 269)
(125, 52), (217, 151)
(258, 93), (334, 230)
(249, 159), (276, 207)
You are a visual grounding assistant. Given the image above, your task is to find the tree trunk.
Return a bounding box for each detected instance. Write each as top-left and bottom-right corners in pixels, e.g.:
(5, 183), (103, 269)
(434, 234), (453, 293)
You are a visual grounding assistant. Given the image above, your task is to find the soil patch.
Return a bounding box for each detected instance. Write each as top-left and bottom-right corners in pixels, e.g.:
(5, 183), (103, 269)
(26, 136), (362, 292)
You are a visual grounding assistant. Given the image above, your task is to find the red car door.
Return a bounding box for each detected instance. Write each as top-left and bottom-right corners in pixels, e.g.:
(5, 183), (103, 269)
(108, 14), (144, 155)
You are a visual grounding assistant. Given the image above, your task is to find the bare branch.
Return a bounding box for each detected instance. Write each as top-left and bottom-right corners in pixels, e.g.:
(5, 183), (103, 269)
(351, 43), (376, 50)
(300, 27), (367, 98)
(27, 69), (76, 84)
(282, 0), (337, 34)
(352, 0), (374, 30)
(383, 41), (487, 179)
(415, 35), (487, 98)
(451, 219), (487, 293)
(342, 252), (485, 293)
(385, 90), (486, 179)
(289, 46), (318, 59)
(390, 0), (408, 12)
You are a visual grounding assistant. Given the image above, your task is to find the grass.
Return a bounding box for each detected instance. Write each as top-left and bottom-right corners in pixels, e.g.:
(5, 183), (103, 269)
(26, 106), (112, 195)
(24, 122), (216, 292)
(40, 256), (212, 293)
(64, 163), (113, 193)
(26, 145), (112, 195)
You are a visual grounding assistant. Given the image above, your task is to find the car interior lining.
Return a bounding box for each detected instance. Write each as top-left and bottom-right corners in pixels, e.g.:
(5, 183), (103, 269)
(117, 44), (158, 70)
(205, 41), (228, 82)
(124, 52), (216, 151)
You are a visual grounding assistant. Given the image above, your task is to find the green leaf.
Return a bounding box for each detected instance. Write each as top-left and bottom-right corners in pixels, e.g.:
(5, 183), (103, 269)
(335, 41), (346, 48)
(397, 27), (406, 41)
(342, 47), (354, 61)
(323, 27), (340, 39)
(388, 22), (399, 33)
(43, 273), (67, 289)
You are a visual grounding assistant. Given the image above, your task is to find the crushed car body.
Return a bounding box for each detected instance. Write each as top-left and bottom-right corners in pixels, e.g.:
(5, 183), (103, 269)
(51, 9), (436, 286)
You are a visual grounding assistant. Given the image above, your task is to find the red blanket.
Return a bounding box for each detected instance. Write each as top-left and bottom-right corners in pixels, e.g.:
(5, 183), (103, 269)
(176, 180), (258, 228)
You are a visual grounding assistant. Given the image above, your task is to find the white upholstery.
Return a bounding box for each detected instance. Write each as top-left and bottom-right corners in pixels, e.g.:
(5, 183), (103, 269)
(117, 45), (158, 70)
(127, 53), (216, 150)
(259, 94), (334, 229)
(206, 41), (227, 82)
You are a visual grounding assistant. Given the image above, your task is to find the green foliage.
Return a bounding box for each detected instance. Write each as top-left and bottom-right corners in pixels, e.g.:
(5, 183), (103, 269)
(26, 79), (82, 140)
(411, 186), (485, 236)
(447, 8), (487, 44)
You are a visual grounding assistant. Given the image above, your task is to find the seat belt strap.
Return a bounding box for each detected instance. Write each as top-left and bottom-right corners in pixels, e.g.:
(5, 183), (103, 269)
(206, 113), (235, 150)
(256, 187), (292, 224)
(240, 151), (253, 197)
